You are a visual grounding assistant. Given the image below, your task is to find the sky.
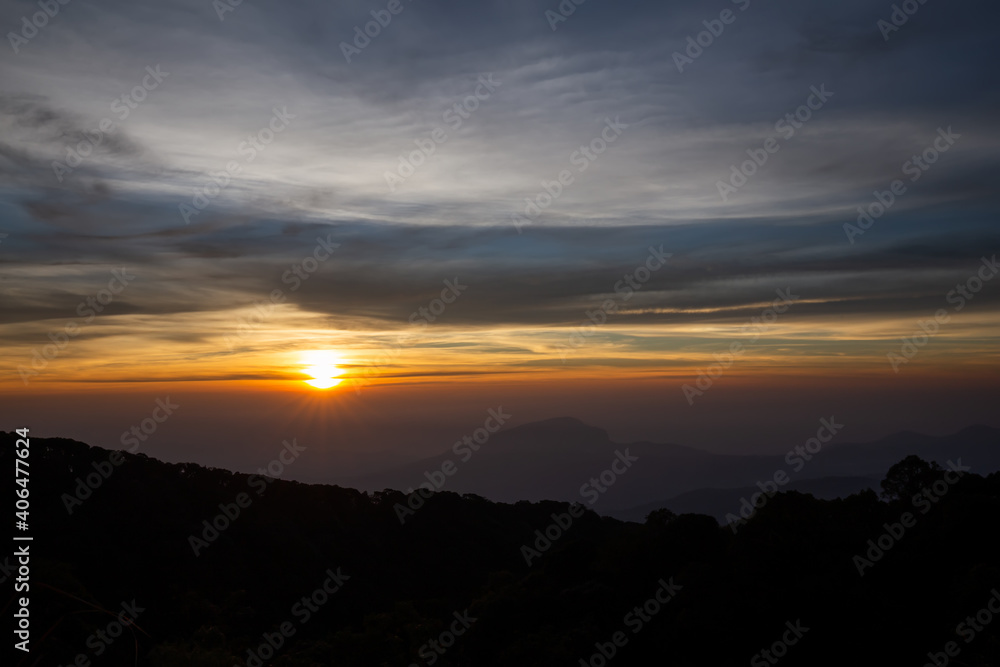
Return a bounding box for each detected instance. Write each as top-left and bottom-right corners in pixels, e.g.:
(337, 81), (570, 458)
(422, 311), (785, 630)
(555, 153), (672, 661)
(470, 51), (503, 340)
(1, 0), (998, 471)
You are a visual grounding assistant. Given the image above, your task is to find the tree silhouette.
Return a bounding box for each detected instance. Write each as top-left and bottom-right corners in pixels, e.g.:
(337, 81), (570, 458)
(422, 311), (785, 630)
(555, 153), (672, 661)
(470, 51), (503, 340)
(880, 455), (943, 501)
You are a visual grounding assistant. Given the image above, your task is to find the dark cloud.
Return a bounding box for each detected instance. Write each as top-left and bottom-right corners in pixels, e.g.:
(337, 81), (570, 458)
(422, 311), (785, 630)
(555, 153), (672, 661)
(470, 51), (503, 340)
(2, 211), (997, 336)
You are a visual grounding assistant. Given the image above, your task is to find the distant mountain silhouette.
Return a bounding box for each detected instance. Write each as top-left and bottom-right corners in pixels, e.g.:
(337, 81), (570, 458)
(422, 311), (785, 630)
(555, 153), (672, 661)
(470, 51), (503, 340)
(807, 424), (1000, 476)
(337, 419), (1000, 514)
(612, 476), (880, 523)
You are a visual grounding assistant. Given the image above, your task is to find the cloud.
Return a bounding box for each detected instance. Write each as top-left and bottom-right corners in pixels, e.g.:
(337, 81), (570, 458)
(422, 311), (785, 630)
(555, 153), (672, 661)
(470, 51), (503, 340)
(1, 0), (998, 385)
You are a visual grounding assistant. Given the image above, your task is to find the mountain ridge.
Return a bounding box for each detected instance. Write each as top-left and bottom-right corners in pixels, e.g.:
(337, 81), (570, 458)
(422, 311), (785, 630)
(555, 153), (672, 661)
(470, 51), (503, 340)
(331, 419), (1000, 513)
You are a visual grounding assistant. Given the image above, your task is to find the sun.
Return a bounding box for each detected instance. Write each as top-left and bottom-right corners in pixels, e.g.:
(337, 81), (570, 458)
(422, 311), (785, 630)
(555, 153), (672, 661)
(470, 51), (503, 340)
(300, 350), (344, 389)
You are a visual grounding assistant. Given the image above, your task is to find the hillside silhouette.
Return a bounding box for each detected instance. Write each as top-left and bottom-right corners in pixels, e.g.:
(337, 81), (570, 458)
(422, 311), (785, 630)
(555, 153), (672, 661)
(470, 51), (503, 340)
(3, 430), (999, 666)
